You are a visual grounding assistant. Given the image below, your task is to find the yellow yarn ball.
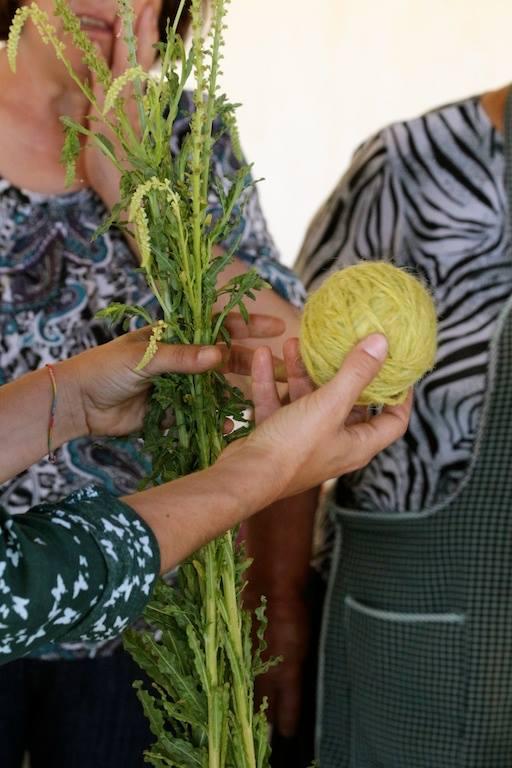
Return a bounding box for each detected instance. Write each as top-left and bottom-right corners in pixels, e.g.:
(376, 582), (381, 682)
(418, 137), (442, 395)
(300, 262), (438, 406)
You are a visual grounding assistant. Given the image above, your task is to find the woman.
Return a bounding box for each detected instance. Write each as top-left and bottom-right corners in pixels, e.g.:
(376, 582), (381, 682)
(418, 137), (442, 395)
(0, 0), (301, 765)
(254, 84), (512, 766)
(2, 323), (408, 662)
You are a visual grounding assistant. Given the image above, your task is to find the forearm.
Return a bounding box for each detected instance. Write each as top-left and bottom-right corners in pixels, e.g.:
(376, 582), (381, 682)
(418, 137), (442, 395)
(123, 445), (286, 574)
(0, 361), (84, 483)
(244, 488), (320, 600)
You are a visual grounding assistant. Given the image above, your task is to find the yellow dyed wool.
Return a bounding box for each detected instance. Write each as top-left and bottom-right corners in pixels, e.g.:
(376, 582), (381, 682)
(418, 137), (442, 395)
(300, 262), (438, 406)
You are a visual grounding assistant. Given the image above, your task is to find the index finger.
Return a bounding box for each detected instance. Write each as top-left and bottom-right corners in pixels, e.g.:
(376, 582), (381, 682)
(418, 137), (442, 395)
(283, 338), (314, 402)
(342, 392), (412, 471)
(111, 17), (130, 78)
(135, 3), (160, 71)
(251, 346), (282, 425)
(223, 313), (286, 340)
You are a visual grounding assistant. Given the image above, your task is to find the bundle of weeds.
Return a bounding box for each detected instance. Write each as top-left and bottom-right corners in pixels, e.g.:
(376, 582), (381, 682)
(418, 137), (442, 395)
(9, 1), (276, 766)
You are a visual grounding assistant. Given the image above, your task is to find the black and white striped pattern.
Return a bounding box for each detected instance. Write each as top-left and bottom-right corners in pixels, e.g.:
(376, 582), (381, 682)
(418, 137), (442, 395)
(296, 96), (512, 513)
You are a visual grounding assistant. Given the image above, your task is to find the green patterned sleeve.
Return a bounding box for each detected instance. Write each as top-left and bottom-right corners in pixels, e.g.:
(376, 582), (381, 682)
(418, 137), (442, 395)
(0, 485), (160, 663)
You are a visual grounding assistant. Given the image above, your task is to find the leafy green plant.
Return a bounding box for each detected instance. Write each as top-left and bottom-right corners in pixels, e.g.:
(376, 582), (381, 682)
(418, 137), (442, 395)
(9, 1), (277, 766)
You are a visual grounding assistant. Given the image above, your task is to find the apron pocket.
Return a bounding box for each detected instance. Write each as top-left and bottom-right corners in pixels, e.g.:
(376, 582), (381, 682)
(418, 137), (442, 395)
(345, 595), (465, 768)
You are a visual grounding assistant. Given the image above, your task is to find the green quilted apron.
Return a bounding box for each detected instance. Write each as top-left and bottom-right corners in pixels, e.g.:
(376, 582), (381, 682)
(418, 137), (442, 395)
(316, 91), (512, 768)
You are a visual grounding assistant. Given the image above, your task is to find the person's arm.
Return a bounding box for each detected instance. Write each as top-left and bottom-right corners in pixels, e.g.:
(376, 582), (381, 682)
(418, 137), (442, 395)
(111, 334), (410, 572)
(1, 314), (284, 484)
(0, 335), (223, 483)
(0, 487), (159, 660)
(0, 333), (410, 663)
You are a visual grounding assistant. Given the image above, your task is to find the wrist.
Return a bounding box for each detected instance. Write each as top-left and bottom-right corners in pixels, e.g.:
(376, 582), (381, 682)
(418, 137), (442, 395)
(51, 359), (89, 446)
(219, 443), (289, 516)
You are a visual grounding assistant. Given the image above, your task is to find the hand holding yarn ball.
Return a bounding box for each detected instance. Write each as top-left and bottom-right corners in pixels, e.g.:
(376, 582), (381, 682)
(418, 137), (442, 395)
(299, 262), (437, 406)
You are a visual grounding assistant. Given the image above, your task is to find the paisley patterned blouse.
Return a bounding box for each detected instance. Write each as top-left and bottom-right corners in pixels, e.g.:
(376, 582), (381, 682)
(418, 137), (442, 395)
(0, 92), (304, 659)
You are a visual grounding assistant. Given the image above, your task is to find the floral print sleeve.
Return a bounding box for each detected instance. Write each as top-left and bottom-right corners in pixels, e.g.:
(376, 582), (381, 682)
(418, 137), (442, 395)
(0, 485), (159, 663)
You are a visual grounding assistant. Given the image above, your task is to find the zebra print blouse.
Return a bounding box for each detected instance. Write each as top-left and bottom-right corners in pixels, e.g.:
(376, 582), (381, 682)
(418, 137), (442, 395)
(296, 95), (511, 513)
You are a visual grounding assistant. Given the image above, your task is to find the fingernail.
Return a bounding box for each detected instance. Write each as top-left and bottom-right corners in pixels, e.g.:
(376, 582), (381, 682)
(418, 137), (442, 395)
(360, 334), (388, 361)
(198, 347), (220, 366)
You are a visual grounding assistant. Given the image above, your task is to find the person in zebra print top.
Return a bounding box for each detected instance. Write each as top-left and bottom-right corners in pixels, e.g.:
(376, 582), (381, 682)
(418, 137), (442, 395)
(297, 85), (510, 516)
(248, 85), (512, 767)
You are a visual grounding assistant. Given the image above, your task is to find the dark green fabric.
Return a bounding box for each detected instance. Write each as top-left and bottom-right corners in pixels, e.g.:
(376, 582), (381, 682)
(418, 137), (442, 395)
(319, 300), (512, 768)
(317, 90), (512, 768)
(0, 486), (160, 662)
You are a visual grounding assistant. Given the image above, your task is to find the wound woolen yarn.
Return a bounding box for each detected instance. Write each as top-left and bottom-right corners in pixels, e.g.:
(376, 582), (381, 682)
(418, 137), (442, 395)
(300, 261), (438, 406)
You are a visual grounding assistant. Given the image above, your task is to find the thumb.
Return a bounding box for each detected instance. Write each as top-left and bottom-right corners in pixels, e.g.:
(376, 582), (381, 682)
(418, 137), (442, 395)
(143, 343), (223, 375)
(321, 334), (388, 419)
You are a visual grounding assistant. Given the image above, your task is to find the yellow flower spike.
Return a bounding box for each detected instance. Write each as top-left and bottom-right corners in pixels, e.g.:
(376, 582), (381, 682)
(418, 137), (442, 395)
(7, 6), (31, 72)
(135, 320), (167, 372)
(134, 209), (152, 271)
(129, 179), (180, 273)
(103, 67), (148, 114)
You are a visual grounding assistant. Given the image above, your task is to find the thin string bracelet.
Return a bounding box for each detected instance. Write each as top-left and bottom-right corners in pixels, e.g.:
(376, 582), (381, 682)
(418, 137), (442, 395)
(46, 364), (58, 464)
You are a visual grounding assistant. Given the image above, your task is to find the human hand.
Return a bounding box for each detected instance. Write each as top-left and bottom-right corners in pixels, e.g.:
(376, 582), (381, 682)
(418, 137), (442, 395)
(83, 3), (159, 209)
(62, 313), (285, 439)
(123, 336), (409, 574)
(226, 334), (412, 502)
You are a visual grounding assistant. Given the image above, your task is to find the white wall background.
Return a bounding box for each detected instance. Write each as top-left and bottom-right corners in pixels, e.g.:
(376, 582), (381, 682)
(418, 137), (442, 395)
(221, 0), (512, 266)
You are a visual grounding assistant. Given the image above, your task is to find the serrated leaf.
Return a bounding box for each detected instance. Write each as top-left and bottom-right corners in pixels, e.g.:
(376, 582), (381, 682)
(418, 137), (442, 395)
(96, 302), (154, 329)
(92, 132), (117, 163)
(61, 122), (81, 187)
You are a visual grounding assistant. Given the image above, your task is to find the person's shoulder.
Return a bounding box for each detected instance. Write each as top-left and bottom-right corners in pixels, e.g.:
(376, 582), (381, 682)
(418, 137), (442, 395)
(345, 130), (390, 191)
(382, 94), (486, 162)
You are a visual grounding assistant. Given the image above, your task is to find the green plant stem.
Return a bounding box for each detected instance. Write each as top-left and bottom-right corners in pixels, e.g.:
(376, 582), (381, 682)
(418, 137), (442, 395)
(193, 361), (257, 767)
(172, 0), (188, 32)
(222, 533), (257, 767)
(202, 0), (223, 203)
(195, 389), (224, 768)
(119, 1), (147, 133)
(205, 540), (221, 768)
